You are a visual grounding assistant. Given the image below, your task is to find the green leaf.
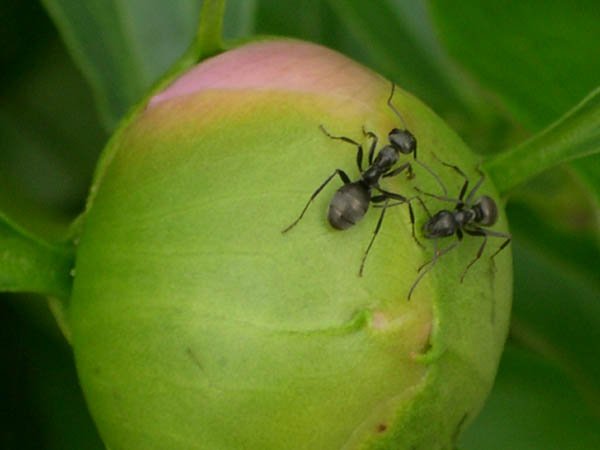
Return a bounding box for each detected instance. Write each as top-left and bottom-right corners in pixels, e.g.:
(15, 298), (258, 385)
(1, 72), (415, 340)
(41, 0), (203, 130)
(429, 0), (600, 131)
(0, 212), (73, 300)
(484, 87), (600, 195)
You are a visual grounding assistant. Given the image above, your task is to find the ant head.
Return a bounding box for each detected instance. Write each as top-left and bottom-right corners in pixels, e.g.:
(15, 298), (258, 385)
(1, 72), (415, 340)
(388, 128), (417, 156)
(475, 196), (498, 226)
(423, 210), (456, 238)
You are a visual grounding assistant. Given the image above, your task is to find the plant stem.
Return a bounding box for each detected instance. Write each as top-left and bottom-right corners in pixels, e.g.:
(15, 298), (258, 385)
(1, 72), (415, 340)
(194, 0), (226, 60)
(0, 212), (73, 300)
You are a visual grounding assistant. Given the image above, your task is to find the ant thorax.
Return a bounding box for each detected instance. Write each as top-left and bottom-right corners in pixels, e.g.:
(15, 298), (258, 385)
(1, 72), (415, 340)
(361, 146), (399, 185)
(454, 209), (475, 227)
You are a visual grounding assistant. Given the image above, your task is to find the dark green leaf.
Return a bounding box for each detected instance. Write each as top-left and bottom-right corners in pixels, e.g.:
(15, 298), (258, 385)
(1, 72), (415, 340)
(512, 241), (600, 412)
(41, 0), (203, 130)
(224, 0), (257, 41)
(0, 298), (103, 449)
(429, 0), (600, 131)
(323, 0), (510, 146)
(461, 237), (600, 448)
(461, 344), (600, 450)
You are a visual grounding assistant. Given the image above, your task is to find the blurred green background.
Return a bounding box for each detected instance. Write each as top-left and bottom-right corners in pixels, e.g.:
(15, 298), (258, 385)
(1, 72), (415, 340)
(1, 1), (598, 449)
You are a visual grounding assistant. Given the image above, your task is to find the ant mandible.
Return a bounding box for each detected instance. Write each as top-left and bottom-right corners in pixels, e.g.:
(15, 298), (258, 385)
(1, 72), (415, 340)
(282, 82), (424, 274)
(407, 158), (512, 300)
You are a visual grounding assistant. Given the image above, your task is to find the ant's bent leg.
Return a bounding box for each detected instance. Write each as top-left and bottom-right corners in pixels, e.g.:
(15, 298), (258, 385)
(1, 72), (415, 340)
(484, 229), (512, 261)
(465, 164), (486, 206)
(411, 194), (432, 219)
(282, 169), (350, 233)
(359, 199), (389, 277)
(415, 159), (447, 196)
(408, 241), (458, 300)
(463, 227), (511, 278)
(407, 200), (423, 248)
(373, 189), (421, 247)
(319, 125), (365, 172)
(383, 162), (414, 180)
(461, 228), (488, 282)
(414, 186), (461, 204)
(362, 127), (378, 166)
(431, 153), (470, 202)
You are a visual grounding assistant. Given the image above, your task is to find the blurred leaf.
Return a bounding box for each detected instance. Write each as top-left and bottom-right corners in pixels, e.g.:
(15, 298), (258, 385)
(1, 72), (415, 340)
(0, 39), (106, 224)
(41, 0), (203, 130)
(323, 0), (509, 138)
(256, 0), (334, 40)
(461, 228), (600, 448)
(223, 0), (257, 40)
(0, 212), (73, 299)
(506, 172), (600, 288)
(0, 297), (103, 450)
(572, 154), (600, 212)
(428, 0), (600, 131)
(485, 87), (600, 194)
(460, 344), (600, 450)
(511, 241), (600, 413)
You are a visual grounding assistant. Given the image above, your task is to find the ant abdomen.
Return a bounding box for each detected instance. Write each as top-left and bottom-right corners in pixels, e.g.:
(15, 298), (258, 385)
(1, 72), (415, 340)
(328, 183), (370, 230)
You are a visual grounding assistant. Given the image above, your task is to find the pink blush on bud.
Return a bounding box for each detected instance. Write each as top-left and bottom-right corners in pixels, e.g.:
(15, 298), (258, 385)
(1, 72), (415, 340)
(148, 39), (382, 108)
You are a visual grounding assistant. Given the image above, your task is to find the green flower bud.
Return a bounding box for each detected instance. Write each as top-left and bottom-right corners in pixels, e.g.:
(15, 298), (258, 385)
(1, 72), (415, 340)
(70, 39), (512, 450)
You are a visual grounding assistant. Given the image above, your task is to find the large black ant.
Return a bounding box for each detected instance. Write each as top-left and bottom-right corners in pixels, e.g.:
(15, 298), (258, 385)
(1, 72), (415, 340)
(282, 82), (427, 274)
(406, 158), (512, 300)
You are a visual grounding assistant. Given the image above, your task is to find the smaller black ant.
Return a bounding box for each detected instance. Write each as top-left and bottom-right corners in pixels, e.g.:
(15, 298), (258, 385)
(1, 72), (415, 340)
(406, 158), (511, 300)
(282, 82), (427, 274)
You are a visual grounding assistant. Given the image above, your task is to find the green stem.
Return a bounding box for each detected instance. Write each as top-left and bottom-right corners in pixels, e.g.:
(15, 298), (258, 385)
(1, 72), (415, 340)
(485, 86), (600, 195)
(193, 0), (227, 60)
(0, 212), (73, 300)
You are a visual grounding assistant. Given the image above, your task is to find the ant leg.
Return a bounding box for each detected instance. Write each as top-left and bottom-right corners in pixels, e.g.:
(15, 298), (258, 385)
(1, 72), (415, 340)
(462, 227), (512, 280)
(409, 240), (459, 300)
(412, 194), (432, 219)
(415, 159), (447, 196)
(282, 169), (350, 233)
(362, 126), (378, 165)
(407, 200), (423, 248)
(465, 164), (486, 206)
(374, 189), (422, 248)
(383, 162), (414, 179)
(359, 198), (389, 276)
(431, 153), (470, 202)
(490, 234), (511, 260)
(460, 229), (487, 282)
(414, 186), (461, 204)
(319, 124), (365, 172)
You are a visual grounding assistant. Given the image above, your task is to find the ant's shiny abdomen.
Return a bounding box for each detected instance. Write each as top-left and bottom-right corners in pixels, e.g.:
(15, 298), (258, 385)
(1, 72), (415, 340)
(328, 182), (370, 230)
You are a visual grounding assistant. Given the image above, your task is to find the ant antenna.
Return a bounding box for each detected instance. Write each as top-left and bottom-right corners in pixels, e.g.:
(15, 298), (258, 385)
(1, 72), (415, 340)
(386, 82), (409, 130)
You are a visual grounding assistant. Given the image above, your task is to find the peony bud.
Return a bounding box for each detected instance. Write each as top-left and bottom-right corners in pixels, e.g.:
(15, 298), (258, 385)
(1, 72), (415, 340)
(69, 39), (512, 449)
